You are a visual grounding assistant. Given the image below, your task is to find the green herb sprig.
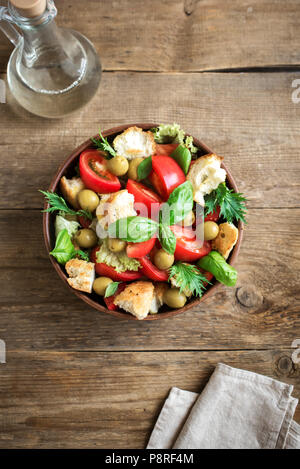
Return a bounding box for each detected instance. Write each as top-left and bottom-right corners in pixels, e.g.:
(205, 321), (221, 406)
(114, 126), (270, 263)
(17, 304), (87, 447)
(168, 262), (209, 298)
(50, 229), (89, 264)
(91, 129), (116, 159)
(204, 183), (247, 224)
(104, 282), (120, 298)
(40, 191), (93, 221)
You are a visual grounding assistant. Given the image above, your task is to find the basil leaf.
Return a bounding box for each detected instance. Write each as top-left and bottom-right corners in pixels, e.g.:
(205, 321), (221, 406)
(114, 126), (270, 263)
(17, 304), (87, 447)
(170, 144), (191, 175)
(108, 216), (158, 242)
(50, 229), (76, 265)
(137, 156), (152, 181)
(160, 181), (194, 226)
(197, 251), (237, 287)
(104, 281), (120, 298)
(158, 223), (176, 255)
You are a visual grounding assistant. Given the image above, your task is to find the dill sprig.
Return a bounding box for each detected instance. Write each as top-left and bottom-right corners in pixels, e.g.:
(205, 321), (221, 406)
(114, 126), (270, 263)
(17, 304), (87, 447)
(40, 190), (93, 221)
(91, 129), (116, 159)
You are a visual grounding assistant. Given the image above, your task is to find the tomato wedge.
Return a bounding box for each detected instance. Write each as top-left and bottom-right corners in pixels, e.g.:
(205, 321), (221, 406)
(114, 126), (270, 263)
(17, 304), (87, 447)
(170, 225), (212, 262)
(155, 143), (178, 156)
(79, 149), (121, 193)
(77, 215), (90, 228)
(104, 282), (126, 310)
(126, 179), (162, 219)
(126, 237), (156, 258)
(204, 206), (221, 222)
(90, 247), (143, 281)
(139, 256), (169, 282)
(149, 155), (186, 200)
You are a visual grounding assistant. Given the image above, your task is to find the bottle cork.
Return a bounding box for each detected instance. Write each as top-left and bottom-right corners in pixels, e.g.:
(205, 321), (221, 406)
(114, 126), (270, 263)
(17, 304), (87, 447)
(10, 0), (47, 18)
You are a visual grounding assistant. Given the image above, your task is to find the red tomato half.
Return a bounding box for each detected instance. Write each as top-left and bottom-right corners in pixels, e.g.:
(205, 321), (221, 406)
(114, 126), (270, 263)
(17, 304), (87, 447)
(170, 225), (212, 262)
(126, 179), (162, 219)
(90, 247), (143, 281)
(139, 256), (169, 282)
(149, 155), (186, 200)
(79, 149), (121, 193)
(155, 143), (178, 156)
(126, 237), (156, 258)
(204, 206), (221, 222)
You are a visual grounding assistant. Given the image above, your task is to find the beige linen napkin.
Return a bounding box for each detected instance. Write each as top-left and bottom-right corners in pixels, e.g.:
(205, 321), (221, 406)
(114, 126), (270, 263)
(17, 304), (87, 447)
(147, 363), (300, 449)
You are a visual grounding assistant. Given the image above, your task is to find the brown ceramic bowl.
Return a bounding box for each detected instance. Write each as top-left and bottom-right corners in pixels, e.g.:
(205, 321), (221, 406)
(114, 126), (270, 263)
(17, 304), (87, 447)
(43, 123), (243, 320)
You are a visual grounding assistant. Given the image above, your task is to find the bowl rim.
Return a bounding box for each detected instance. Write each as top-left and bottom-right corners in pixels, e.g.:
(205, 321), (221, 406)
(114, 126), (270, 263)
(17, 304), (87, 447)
(43, 123), (244, 320)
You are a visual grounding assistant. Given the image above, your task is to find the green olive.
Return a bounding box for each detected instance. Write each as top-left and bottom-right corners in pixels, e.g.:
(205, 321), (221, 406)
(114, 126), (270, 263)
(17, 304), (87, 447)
(163, 288), (187, 309)
(78, 189), (99, 212)
(204, 221), (219, 241)
(182, 211), (195, 227)
(127, 157), (144, 181)
(107, 155), (129, 176)
(74, 228), (98, 248)
(154, 249), (174, 270)
(93, 277), (113, 296)
(108, 237), (127, 253)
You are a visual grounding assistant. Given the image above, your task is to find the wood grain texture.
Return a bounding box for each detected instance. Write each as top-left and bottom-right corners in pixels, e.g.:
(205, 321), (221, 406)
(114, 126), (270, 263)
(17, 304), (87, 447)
(0, 208), (299, 351)
(1, 0), (300, 72)
(0, 350), (298, 448)
(0, 71), (300, 209)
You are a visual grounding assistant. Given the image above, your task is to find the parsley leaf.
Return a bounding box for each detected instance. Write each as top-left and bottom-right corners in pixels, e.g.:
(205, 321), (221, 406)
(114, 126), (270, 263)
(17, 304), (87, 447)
(168, 262), (209, 298)
(204, 183), (247, 224)
(40, 191), (93, 221)
(91, 129), (116, 159)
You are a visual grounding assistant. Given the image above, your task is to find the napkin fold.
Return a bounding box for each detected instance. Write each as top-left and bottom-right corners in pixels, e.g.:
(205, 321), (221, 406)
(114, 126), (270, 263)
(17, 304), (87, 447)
(147, 363), (300, 449)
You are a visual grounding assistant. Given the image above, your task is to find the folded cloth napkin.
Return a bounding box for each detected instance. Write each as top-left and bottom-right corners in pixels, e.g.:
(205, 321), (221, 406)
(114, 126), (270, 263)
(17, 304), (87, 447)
(147, 363), (300, 449)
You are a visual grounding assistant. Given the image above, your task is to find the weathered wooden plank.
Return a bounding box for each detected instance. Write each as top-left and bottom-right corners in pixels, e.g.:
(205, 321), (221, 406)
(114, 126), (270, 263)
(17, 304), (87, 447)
(0, 71), (300, 209)
(1, 0), (300, 73)
(0, 208), (299, 351)
(0, 350), (298, 448)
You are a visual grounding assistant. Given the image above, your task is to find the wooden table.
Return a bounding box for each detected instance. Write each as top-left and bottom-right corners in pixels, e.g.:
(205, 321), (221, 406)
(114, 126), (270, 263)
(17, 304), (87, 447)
(0, 0), (299, 449)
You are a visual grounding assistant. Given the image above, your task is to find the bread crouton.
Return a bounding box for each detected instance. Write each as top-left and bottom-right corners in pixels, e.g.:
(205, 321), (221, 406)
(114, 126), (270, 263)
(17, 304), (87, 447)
(150, 283), (168, 314)
(113, 126), (156, 161)
(187, 154), (226, 205)
(212, 222), (239, 260)
(60, 176), (85, 210)
(114, 281), (155, 320)
(65, 259), (95, 293)
(96, 189), (136, 231)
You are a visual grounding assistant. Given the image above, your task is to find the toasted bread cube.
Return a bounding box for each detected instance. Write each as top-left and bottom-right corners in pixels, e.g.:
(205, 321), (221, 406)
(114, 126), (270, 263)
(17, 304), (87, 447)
(114, 281), (155, 320)
(96, 189), (136, 231)
(150, 282), (168, 314)
(60, 176), (85, 210)
(65, 259), (95, 293)
(212, 222), (239, 260)
(113, 126), (156, 161)
(187, 154), (226, 205)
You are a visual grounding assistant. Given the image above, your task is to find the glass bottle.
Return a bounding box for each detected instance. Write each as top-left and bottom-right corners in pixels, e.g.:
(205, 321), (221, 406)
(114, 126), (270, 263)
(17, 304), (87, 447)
(0, 0), (102, 118)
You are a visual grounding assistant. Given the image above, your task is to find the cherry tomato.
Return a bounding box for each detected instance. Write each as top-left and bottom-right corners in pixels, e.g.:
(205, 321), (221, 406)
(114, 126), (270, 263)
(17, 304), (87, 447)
(90, 247), (142, 281)
(126, 179), (162, 219)
(126, 237), (156, 258)
(170, 225), (212, 262)
(103, 283), (126, 310)
(155, 143), (178, 156)
(149, 155), (186, 200)
(204, 206), (221, 222)
(79, 149), (121, 193)
(139, 256), (169, 282)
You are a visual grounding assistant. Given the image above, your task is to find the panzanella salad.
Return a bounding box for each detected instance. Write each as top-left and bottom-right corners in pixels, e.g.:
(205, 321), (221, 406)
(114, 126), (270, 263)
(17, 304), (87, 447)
(41, 124), (247, 320)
